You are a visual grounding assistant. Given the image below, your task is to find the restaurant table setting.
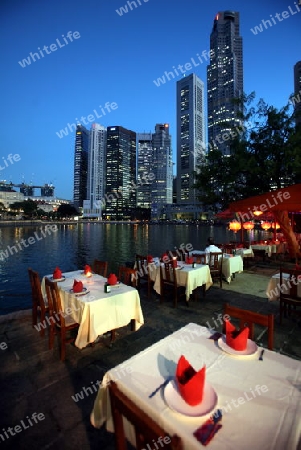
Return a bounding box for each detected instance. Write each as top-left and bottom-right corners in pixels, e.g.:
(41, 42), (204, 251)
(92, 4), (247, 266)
(41, 268), (144, 349)
(152, 260), (213, 300)
(90, 322), (301, 449)
(191, 251), (243, 284)
(266, 271), (301, 301)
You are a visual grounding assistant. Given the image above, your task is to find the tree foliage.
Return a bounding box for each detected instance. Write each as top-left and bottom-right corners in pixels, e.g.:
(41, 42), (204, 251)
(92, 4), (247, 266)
(57, 203), (79, 218)
(194, 93), (301, 211)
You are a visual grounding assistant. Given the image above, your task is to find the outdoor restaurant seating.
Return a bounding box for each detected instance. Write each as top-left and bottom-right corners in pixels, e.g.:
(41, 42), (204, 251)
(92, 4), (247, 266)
(279, 267), (301, 324)
(208, 252), (223, 288)
(92, 259), (108, 277)
(118, 266), (137, 288)
(28, 268), (49, 337)
(108, 380), (183, 450)
(44, 277), (79, 361)
(160, 261), (186, 308)
(223, 303), (274, 350)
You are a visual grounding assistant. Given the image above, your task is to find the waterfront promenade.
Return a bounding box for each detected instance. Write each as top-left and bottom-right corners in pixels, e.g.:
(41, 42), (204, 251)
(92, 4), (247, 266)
(0, 261), (300, 449)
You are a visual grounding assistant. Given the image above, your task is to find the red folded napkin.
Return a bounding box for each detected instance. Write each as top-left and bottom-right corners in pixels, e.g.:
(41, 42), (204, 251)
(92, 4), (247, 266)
(175, 355), (206, 406)
(295, 263), (301, 270)
(73, 279), (83, 293)
(147, 255), (154, 263)
(225, 319), (249, 351)
(237, 244), (243, 248)
(84, 264), (92, 275)
(186, 256), (193, 264)
(107, 273), (118, 285)
(161, 252), (169, 262)
(53, 267), (62, 279)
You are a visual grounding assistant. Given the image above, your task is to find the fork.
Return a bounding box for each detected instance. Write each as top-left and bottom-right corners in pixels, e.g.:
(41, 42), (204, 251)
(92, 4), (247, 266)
(259, 349), (265, 361)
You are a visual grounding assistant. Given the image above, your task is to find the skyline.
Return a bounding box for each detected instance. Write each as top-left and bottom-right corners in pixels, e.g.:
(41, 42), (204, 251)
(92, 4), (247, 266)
(1, 0), (300, 200)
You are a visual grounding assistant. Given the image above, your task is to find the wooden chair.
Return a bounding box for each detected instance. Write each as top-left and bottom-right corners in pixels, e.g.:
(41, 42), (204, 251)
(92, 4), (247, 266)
(118, 266), (137, 289)
(135, 254), (152, 298)
(223, 303), (274, 350)
(93, 259), (108, 277)
(28, 268), (49, 337)
(108, 381), (183, 450)
(192, 253), (207, 264)
(209, 252), (223, 288)
(44, 277), (79, 361)
(279, 268), (301, 324)
(160, 262), (186, 308)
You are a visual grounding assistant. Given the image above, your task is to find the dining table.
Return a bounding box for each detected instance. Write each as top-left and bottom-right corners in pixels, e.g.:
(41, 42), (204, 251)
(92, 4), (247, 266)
(191, 251), (243, 283)
(151, 261), (213, 301)
(266, 271), (301, 301)
(41, 270), (144, 349)
(90, 322), (301, 450)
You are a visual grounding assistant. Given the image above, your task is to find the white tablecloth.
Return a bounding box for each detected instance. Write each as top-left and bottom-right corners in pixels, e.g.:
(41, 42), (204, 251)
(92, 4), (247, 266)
(190, 251), (243, 283)
(90, 323), (301, 450)
(235, 248), (254, 258)
(251, 244), (274, 257)
(222, 255), (244, 283)
(266, 272), (301, 301)
(153, 263), (213, 300)
(41, 270), (144, 349)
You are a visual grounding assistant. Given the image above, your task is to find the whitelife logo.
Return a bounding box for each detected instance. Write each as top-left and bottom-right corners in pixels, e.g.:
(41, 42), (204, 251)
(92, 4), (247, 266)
(18, 31), (81, 68)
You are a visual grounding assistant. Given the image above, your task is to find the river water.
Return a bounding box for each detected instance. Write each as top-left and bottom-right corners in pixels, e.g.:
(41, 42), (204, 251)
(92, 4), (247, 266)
(0, 222), (266, 315)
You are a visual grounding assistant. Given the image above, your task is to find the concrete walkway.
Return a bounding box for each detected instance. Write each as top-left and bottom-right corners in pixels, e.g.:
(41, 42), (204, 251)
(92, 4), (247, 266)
(0, 263), (300, 450)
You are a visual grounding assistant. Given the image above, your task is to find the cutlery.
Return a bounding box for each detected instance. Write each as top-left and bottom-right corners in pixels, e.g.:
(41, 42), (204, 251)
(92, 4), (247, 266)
(149, 377), (172, 398)
(259, 349), (265, 360)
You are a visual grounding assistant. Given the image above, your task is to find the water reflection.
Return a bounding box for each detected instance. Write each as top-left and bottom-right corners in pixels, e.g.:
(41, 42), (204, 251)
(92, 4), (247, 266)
(0, 222), (266, 314)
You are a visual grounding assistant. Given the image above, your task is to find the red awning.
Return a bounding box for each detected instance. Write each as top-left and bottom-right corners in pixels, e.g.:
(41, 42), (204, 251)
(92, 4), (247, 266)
(228, 183), (301, 215)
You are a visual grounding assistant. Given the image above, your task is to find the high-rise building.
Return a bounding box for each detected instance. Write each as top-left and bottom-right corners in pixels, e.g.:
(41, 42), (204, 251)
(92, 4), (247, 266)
(137, 132), (153, 209)
(176, 73), (206, 204)
(105, 126), (136, 220)
(207, 11), (243, 155)
(73, 124), (89, 209)
(293, 61), (301, 127)
(151, 123), (173, 219)
(83, 123), (107, 218)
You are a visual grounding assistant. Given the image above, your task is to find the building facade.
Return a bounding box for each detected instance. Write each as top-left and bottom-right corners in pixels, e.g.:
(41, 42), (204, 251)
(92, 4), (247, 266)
(83, 123), (107, 219)
(176, 73), (206, 204)
(151, 124), (173, 219)
(207, 11), (243, 155)
(105, 126), (136, 220)
(293, 61), (301, 127)
(73, 124), (89, 209)
(137, 132), (153, 209)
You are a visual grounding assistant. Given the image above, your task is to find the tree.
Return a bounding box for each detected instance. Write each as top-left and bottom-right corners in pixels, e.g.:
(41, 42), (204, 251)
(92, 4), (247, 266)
(57, 204), (79, 218)
(9, 199), (38, 218)
(194, 93), (301, 210)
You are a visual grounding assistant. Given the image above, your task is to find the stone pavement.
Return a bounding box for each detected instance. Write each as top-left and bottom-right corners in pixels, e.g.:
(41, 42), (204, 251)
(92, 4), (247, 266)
(0, 261), (300, 450)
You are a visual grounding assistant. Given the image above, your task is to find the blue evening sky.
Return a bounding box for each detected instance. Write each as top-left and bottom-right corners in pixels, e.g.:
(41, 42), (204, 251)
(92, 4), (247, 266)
(0, 0), (300, 200)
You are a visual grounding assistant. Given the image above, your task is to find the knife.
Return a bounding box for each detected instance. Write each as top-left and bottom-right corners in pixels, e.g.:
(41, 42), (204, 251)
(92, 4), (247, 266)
(149, 377), (171, 398)
(259, 349), (264, 361)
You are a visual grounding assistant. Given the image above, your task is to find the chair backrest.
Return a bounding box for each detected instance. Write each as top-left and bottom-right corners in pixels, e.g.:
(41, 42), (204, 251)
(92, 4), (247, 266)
(135, 254), (148, 278)
(108, 381), (183, 450)
(118, 266), (137, 288)
(28, 268), (47, 312)
(44, 277), (66, 328)
(160, 262), (177, 285)
(93, 260), (108, 278)
(223, 303), (274, 350)
(192, 253), (207, 264)
(209, 252), (223, 270)
(279, 267), (301, 299)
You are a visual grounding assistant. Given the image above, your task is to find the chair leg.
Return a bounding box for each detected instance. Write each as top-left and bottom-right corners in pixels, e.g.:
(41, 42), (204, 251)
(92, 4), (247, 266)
(60, 329), (66, 361)
(32, 304), (38, 328)
(39, 310), (45, 337)
(49, 324), (55, 350)
(130, 319), (135, 331)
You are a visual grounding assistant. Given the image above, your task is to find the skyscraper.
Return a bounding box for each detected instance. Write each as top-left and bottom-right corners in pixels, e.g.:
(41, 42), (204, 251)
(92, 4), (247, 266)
(73, 124), (89, 209)
(176, 73), (206, 204)
(83, 123), (107, 218)
(105, 126), (136, 220)
(207, 11), (243, 155)
(293, 61), (301, 127)
(151, 123), (173, 219)
(137, 132), (153, 209)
